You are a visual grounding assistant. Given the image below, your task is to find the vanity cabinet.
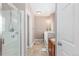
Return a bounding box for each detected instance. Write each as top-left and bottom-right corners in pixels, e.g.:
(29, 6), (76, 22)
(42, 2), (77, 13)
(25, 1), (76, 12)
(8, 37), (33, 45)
(48, 38), (55, 56)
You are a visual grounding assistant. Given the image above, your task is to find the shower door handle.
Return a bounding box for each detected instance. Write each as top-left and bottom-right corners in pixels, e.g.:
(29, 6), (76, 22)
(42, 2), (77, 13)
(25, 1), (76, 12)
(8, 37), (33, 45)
(2, 39), (5, 44)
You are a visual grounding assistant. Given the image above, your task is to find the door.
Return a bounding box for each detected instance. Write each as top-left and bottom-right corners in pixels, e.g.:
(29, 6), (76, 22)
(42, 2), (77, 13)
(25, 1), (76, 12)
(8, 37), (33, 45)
(74, 4), (79, 55)
(2, 11), (21, 56)
(57, 4), (77, 56)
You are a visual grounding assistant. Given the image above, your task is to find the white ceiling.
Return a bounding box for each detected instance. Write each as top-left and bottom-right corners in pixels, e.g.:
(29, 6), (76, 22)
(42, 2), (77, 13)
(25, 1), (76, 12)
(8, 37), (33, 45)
(13, 3), (25, 10)
(2, 3), (25, 10)
(30, 3), (55, 16)
(2, 3), (55, 16)
(2, 3), (13, 10)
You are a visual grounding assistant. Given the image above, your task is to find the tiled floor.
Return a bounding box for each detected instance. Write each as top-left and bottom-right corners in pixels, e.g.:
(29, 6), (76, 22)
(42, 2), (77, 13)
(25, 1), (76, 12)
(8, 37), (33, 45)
(27, 39), (48, 56)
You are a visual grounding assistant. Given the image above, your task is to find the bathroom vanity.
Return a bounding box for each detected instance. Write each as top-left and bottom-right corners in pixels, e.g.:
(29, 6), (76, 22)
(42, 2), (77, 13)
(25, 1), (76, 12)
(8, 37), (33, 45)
(48, 38), (55, 56)
(44, 31), (55, 56)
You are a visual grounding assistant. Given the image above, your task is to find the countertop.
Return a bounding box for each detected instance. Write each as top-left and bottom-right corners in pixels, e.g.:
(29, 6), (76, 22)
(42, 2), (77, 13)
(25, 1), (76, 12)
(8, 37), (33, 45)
(49, 38), (56, 45)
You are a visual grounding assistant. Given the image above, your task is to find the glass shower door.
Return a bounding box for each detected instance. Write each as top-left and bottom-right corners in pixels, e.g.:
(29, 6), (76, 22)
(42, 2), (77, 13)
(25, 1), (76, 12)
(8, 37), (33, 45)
(2, 10), (21, 56)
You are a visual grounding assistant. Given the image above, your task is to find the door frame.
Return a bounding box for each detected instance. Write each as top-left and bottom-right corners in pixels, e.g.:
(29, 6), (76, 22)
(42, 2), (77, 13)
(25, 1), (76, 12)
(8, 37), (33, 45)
(54, 3), (57, 56)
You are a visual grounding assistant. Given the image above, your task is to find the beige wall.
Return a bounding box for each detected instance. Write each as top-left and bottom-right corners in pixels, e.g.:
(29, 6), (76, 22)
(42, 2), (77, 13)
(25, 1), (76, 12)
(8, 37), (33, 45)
(33, 14), (54, 39)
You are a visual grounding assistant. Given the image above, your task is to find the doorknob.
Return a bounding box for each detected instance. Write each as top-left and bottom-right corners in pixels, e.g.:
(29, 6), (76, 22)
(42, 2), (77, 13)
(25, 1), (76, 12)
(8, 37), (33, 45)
(58, 42), (62, 46)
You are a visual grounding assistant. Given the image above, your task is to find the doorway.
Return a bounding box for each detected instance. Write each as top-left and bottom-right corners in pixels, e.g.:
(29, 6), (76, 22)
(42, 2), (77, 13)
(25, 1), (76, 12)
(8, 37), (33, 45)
(26, 3), (56, 56)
